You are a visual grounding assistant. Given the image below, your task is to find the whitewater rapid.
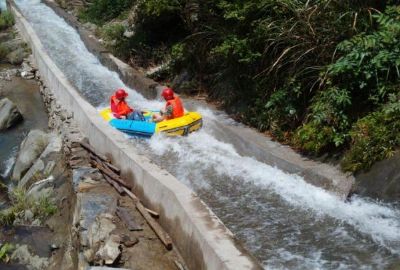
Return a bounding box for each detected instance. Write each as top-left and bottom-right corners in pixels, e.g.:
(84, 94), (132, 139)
(15, 0), (400, 268)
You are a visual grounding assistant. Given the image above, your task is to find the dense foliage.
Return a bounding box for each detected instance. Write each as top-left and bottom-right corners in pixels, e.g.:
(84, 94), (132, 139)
(79, 0), (133, 25)
(0, 11), (14, 30)
(79, 0), (400, 173)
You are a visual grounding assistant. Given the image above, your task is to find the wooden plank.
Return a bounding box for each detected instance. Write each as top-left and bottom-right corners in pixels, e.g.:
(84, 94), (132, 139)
(77, 182), (97, 193)
(104, 175), (125, 195)
(79, 141), (109, 162)
(174, 260), (187, 270)
(90, 159), (133, 190)
(104, 162), (121, 175)
(145, 207), (159, 219)
(69, 159), (83, 166)
(123, 187), (173, 250)
(116, 207), (143, 231)
(89, 153), (120, 175)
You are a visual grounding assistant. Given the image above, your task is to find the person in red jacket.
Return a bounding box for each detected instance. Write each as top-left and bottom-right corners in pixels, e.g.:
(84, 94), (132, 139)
(110, 88), (144, 121)
(153, 88), (184, 122)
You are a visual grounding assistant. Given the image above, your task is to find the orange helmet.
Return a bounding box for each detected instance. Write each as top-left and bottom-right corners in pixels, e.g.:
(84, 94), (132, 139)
(161, 87), (174, 100)
(115, 88), (128, 99)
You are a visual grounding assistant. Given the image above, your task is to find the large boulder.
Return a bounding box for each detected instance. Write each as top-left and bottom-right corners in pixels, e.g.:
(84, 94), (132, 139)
(0, 98), (23, 130)
(2, 38), (25, 52)
(6, 47), (28, 65)
(11, 245), (49, 270)
(354, 151), (400, 201)
(19, 134), (62, 189)
(26, 175), (56, 201)
(12, 130), (50, 182)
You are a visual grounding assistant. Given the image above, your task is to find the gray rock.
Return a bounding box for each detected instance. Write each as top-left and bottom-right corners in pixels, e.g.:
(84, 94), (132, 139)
(27, 176), (55, 201)
(19, 135), (62, 189)
(31, 219), (41, 226)
(83, 249), (95, 264)
(95, 234), (121, 265)
(11, 245), (49, 270)
(72, 167), (98, 192)
(123, 30), (134, 38)
(12, 130), (50, 182)
(2, 38), (25, 52)
(79, 252), (90, 270)
(73, 193), (117, 247)
(88, 213), (116, 249)
(13, 217), (22, 225)
(88, 267), (131, 270)
(0, 32), (12, 43)
(83, 22), (97, 32)
(24, 209), (34, 222)
(6, 48), (28, 65)
(0, 98), (23, 130)
(355, 151), (400, 201)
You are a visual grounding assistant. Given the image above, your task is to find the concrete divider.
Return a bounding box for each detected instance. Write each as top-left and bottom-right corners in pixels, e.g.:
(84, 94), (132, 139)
(8, 1), (263, 269)
(41, 0), (354, 199)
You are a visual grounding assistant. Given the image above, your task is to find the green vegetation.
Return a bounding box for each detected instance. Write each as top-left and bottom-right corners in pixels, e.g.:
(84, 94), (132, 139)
(0, 243), (14, 263)
(79, 0), (400, 173)
(0, 187), (57, 226)
(0, 11), (14, 30)
(78, 0), (133, 25)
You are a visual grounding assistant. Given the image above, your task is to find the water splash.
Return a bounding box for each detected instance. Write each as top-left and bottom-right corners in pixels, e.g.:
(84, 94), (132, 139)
(0, 147), (17, 178)
(15, 0), (400, 268)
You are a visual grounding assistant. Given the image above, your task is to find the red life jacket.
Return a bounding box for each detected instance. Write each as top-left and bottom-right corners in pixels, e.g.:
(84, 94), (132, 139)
(165, 96), (184, 120)
(110, 95), (133, 118)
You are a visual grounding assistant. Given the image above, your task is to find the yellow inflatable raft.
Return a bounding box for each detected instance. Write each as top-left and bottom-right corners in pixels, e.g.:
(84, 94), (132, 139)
(100, 108), (202, 137)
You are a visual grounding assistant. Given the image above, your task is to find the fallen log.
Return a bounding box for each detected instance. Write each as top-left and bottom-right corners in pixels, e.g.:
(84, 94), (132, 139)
(90, 159), (132, 190)
(104, 175), (125, 195)
(89, 153), (120, 175)
(123, 187), (173, 250)
(174, 260), (187, 270)
(145, 207), (160, 219)
(79, 141), (109, 162)
(78, 142), (172, 249)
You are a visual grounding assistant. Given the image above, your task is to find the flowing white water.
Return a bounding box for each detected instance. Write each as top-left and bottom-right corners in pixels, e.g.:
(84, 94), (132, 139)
(0, 148), (17, 178)
(15, 0), (400, 268)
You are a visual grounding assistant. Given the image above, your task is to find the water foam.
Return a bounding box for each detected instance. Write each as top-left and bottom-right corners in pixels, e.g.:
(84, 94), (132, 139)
(0, 148), (17, 178)
(15, 0), (400, 267)
(144, 131), (400, 253)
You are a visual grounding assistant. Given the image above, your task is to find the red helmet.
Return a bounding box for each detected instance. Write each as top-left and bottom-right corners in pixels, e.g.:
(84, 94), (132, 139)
(161, 88), (174, 100)
(115, 88), (128, 100)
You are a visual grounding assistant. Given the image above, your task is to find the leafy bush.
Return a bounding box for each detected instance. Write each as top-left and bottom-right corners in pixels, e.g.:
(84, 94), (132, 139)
(101, 23), (125, 43)
(84, 0), (400, 171)
(0, 187), (57, 226)
(327, 6), (400, 106)
(294, 5), (400, 162)
(0, 44), (10, 61)
(293, 86), (352, 152)
(0, 11), (14, 30)
(342, 97), (400, 172)
(0, 243), (14, 263)
(78, 0), (133, 25)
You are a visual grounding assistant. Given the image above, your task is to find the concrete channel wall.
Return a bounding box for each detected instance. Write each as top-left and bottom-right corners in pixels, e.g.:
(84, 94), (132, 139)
(41, 0), (355, 199)
(8, 2), (263, 270)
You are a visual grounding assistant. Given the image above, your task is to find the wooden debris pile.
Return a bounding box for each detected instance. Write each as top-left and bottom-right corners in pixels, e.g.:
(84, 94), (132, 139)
(71, 141), (173, 251)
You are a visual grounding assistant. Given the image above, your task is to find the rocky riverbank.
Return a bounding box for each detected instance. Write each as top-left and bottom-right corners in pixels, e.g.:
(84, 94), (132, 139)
(0, 20), (186, 270)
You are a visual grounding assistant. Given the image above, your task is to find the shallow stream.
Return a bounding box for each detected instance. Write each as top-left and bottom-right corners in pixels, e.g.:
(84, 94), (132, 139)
(0, 71), (48, 209)
(13, 0), (400, 268)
